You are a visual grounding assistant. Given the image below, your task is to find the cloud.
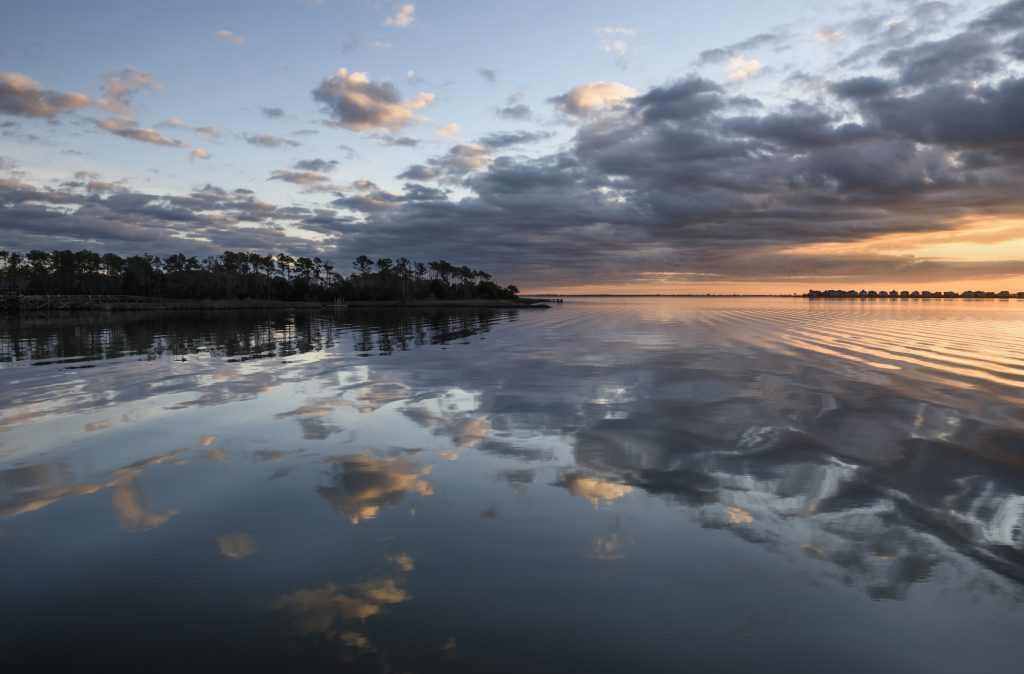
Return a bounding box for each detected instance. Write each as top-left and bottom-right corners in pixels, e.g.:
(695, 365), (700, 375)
(318, 454), (431, 524)
(97, 118), (186, 147)
(435, 123), (460, 138)
(341, 35), (361, 53)
(0, 178), (353, 261)
(0, 71), (91, 117)
(726, 55), (763, 81)
(477, 130), (553, 149)
(213, 30), (244, 45)
(374, 134), (419, 147)
(189, 148), (211, 160)
(98, 67), (161, 115)
(273, 578), (411, 636)
(157, 118), (219, 140)
(479, 68), (496, 83)
(217, 534), (256, 560)
(830, 76), (892, 99)
(293, 158), (339, 172)
(549, 81), (637, 116)
(270, 169), (332, 186)
(970, 0), (1024, 33)
(496, 103), (531, 119)
(697, 31), (788, 64)
(595, 26), (635, 38)
(261, 106), (285, 118)
(880, 32), (998, 85)
(9, 1), (1024, 290)
(397, 143), (491, 183)
(244, 132), (300, 148)
(557, 472), (632, 504)
(1008, 31), (1024, 59)
(595, 26), (636, 55)
(331, 182), (448, 212)
(384, 3), (415, 28)
(312, 67), (434, 131)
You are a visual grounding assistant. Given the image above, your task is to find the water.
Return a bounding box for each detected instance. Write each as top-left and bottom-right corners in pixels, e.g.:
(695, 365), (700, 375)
(1, 298), (1023, 672)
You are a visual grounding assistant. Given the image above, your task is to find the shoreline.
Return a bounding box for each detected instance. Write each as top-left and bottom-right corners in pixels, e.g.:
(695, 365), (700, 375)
(0, 296), (552, 313)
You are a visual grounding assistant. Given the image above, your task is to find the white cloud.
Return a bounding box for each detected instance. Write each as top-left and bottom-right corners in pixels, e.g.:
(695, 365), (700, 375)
(813, 28), (841, 42)
(213, 30), (244, 45)
(595, 26), (636, 55)
(595, 26), (636, 37)
(549, 81), (637, 117)
(189, 148), (211, 160)
(384, 3), (415, 28)
(435, 123), (461, 138)
(726, 55), (762, 81)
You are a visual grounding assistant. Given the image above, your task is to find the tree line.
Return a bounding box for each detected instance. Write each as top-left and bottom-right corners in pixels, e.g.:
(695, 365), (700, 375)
(0, 249), (520, 302)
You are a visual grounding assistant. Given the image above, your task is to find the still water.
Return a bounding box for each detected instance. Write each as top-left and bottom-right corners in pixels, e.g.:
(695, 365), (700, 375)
(1, 298), (1023, 672)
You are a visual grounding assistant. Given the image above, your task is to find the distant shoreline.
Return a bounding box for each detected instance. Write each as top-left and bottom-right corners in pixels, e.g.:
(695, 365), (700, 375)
(531, 293), (1024, 299)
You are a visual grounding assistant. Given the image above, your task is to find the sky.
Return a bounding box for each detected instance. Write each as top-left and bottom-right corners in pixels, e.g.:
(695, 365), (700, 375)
(1, 0), (1024, 293)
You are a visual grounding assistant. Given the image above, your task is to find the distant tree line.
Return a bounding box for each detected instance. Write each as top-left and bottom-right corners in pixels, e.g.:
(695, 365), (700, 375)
(0, 249), (519, 302)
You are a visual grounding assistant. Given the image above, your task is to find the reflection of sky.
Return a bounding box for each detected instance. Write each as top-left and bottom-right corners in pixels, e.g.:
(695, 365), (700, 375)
(1, 300), (1024, 670)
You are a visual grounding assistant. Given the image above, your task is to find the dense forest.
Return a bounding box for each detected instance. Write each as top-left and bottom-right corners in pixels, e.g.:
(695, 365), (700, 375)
(0, 249), (520, 302)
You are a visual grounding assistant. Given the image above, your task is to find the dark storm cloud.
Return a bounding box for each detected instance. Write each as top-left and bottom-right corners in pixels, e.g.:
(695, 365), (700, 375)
(1007, 32), (1024, 59)
(859, 77), (1024, 149)
(880, 32), (998, 85)
(724, 108), (877, 150)
(632, 77), (724, 122)
(830, 77), (892, 100)
(969, 0), (1024, 32)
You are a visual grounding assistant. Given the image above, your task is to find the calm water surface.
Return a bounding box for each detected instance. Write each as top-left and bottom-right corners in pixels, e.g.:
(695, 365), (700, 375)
(2, 298), (1023, 672)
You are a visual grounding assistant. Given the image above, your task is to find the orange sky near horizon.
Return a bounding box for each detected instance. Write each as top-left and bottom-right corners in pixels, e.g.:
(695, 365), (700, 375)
(528, 216), (1024, 295)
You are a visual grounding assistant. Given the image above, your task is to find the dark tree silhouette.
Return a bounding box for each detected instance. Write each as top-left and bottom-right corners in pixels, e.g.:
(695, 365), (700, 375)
(0, 249), (521, 303)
